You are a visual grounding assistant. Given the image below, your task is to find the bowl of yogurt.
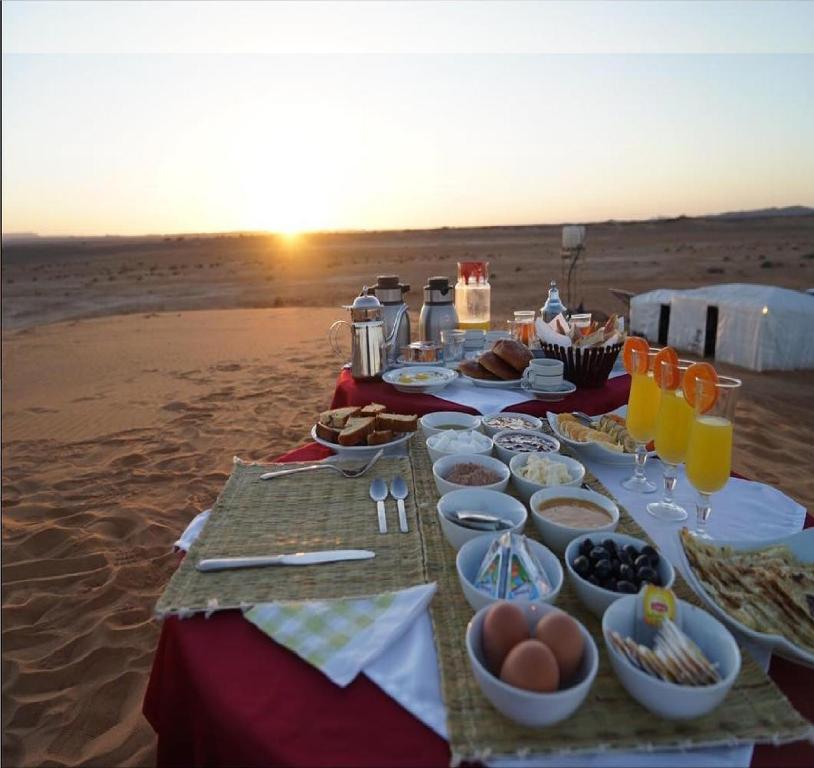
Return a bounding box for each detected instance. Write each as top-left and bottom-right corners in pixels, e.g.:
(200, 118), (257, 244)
(426, 429), (494, 463)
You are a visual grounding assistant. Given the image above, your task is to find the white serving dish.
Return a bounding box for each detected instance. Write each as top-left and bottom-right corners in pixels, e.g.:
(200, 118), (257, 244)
(492, 428), (560, 465)
(676, 527), (814, 668)
(529, 486), (619, 555)
(432, 453), (511, 496)
(420, 411), (482, 439)
(459, 372), (523, 389)
(564, 533), (675, 618)
(310, 425), (412, 459)
(426, 430), (493, 464)
(602, 595), (741, 719)
(545, 409), (656, 466)
(480, 412), (543, 437)
(509, 453), (585, 504)
(466, 602), (598, 727)
(456, 534), (563, 612)
(383, 366), (457, 394)
(436, 488), (526, 551)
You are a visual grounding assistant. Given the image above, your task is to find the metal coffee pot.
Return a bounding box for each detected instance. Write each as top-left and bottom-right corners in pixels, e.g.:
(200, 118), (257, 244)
(329, 287), (409, 380)
(372, 275), (411, 365)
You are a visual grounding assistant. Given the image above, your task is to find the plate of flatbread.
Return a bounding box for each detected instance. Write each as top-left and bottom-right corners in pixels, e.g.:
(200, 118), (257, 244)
(678, 527), (814, 667)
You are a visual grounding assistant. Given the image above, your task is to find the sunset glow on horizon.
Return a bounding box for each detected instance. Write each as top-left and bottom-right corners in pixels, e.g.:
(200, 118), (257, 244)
(3, 2), (813, 237)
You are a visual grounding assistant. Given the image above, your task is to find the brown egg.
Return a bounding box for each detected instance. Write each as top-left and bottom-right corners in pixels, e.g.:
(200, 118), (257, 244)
(534, 611), (585, 683)
(500, 639), (560, 693)
(482, 602), (529, 675)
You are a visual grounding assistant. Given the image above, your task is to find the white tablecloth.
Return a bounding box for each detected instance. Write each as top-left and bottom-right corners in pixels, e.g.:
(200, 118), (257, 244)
(177, 450), (807, 767)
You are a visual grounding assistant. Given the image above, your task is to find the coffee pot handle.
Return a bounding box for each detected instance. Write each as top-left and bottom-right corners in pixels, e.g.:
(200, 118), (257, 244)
(329, 320), (351, 360)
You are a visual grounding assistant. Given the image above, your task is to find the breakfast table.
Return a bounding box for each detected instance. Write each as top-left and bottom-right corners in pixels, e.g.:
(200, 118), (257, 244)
(143, 370), (814, 767)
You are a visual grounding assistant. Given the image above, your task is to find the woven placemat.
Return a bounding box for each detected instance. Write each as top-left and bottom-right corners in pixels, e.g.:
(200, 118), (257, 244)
(407, 438), (813, 764)
(156, 457), (429, 617)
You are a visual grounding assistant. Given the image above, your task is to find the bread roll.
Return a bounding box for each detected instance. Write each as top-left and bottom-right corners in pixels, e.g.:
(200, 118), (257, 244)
(479, 351), (521, 381)
(492, 339), (532, 374)
(459, 360), (499, 380)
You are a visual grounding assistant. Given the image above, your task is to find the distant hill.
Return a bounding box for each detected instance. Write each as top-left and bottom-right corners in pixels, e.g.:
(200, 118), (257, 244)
(705, 206), (814, 221)
(2, 232), (40, 243)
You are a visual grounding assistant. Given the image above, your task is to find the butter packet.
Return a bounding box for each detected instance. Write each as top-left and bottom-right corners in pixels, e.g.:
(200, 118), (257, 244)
(473, 532), (551, 601)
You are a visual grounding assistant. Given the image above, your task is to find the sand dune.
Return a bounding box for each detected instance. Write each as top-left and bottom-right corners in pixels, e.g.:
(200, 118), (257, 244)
(2, 219), (813, 766)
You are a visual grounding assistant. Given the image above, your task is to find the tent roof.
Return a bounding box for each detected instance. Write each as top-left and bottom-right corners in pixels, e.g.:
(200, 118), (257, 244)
(633, 283), (814, 314)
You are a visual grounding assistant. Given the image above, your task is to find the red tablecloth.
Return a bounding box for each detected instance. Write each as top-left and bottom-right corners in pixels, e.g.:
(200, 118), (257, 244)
(331, 366), (632, 417)
(144, 404), (813, 767)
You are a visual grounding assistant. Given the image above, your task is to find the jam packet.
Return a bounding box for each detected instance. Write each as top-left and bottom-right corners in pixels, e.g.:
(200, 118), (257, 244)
(473, 532), (551, 601)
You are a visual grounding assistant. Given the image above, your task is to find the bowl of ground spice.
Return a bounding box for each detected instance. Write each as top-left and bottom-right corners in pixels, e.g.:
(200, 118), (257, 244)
(432, 453), (511, 495)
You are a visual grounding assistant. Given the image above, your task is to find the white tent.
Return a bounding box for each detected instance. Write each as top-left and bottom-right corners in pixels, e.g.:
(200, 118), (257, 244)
(630, 284), (814, 371)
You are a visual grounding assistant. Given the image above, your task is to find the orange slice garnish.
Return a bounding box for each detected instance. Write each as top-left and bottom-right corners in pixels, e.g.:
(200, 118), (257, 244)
(652, 346), (680, 390)
(682, 362), (719, 413)
(622, 336), (649, 375)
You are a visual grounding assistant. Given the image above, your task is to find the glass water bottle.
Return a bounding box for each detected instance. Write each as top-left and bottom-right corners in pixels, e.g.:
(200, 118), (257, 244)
(455, 261), (491, 331)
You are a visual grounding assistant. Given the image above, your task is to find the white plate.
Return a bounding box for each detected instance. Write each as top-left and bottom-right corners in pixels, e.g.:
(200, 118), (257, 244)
(383, 366), (457, 394)
(676, 528), (814, 668)
(520, 380), (576, 402)
(545, 410), (655, 466)
(310, 425), (413, 457)
(459, 373), (522, 389)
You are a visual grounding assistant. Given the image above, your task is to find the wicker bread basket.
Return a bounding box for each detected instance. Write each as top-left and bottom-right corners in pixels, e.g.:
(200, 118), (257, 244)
(537, 343), (623, 388)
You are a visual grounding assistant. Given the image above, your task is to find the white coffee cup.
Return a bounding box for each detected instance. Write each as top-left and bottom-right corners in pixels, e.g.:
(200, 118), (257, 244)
(523, 358), (564, 391)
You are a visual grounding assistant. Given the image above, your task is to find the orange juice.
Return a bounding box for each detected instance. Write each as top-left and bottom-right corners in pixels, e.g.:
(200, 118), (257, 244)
(458, 320), (491, 331)
(626, 372), (661, 443)
(654, 389), (693, 464)
(685, 416), (733, 493)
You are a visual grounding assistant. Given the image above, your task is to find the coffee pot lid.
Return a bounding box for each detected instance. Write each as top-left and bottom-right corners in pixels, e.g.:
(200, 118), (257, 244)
(376, 274), (410, 293)
(351, 287), (382, 310)
(426, 276), (451, 291)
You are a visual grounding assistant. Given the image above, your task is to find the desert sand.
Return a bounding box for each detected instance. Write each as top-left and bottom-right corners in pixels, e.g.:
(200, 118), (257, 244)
(2, 217), (814, 766)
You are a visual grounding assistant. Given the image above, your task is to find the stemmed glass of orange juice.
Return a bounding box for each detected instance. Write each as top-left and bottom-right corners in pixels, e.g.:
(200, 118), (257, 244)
(683, 365), (741, 538)
(621, 338), (660, 493)
(647, 349), (691, 521)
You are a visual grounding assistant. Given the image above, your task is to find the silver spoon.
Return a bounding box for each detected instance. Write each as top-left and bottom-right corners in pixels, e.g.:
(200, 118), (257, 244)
(390, 476), (409, 533)
(369, 478), (388, 534)
(446, 511), (515, 531)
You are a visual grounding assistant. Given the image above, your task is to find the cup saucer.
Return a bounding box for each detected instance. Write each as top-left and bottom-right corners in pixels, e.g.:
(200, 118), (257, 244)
(520, 380), (577, 401)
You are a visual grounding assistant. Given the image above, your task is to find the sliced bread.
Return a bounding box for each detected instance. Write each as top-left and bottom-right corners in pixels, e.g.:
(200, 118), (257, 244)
(367, 430), (395, 446)
(337, 416), (376, 446)
(360, 402), (387, 417)
(315, 421), (342, 443)
(375, 413), (418, 433)
(319, 406), (361, 428)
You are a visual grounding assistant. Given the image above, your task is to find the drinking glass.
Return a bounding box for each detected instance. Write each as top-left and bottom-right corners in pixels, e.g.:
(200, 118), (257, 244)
(508, 310), (536, 347)
(684, 376), (741, 538)
(646, 360), (691, 520)
(622, 348), (660, 493)
(440, 328), (466, 364)
(570, 313), (592, 336)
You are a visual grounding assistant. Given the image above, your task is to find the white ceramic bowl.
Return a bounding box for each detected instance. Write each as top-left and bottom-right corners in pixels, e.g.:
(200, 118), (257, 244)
(509, 453), (585, 504)
(426, 430), (493, 464)
(602, 595), (741, 719)
(433, 453), (511, 496)
(564, 533), (675, 618)
(456, 534), (563, 612)
(420, 411), (482, 439)
(529, 487), (620, 555)
(466, 602), (598, 727)
(481, 413), (543, 438)
(436, 488), (527, 551)
(492, 429), (560, 465)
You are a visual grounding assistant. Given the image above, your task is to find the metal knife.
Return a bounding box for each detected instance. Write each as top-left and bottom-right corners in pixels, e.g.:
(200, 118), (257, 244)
(196, 550), (376, 572)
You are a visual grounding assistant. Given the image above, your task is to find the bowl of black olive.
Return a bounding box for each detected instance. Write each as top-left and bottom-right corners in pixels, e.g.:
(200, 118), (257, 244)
(564, 533), (675, 618)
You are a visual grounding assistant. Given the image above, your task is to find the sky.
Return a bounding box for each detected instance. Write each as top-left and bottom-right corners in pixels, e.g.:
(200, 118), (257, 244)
(2, 1), (814, 236)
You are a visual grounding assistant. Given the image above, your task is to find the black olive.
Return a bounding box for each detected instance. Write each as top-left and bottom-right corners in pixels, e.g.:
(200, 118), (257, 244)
(617, 580), (637, 594)
(594, 559), (612, 580)
(637, 566), (658, 583)
(618, 549), (631, 566)
(610, 558), (621, 576)
(602, 539), (617, 555)
(641, 545), (660, 565)
(586, 573), (600, 586)
(605, 578), (618, 592)
(652, 573), (663, 587)
(619, 563), (635, 581)
(579, 538), (594, 557)
(634, 554), (651, 570)
(589, 546), (608, 562)
(573, 555), (591, 576)
(623, 544), (638, 561)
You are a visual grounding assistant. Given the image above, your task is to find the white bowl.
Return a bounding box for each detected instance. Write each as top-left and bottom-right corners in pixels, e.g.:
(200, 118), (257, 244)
(492, 429), (560, 465)
(426, 430), (493, 464)
(436, 489), (527, 551)
(420, 411), (482, 439)
(564, 533), (675, 618)
(602, 595), (741, 719)
(456, 534), (563, 612)
(481, 413), (543, 438)
(509, 453), (585, 504)
(529, 486), (619, 555)
(433, 454), (510, 496)
(466, 602), (598, 727)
